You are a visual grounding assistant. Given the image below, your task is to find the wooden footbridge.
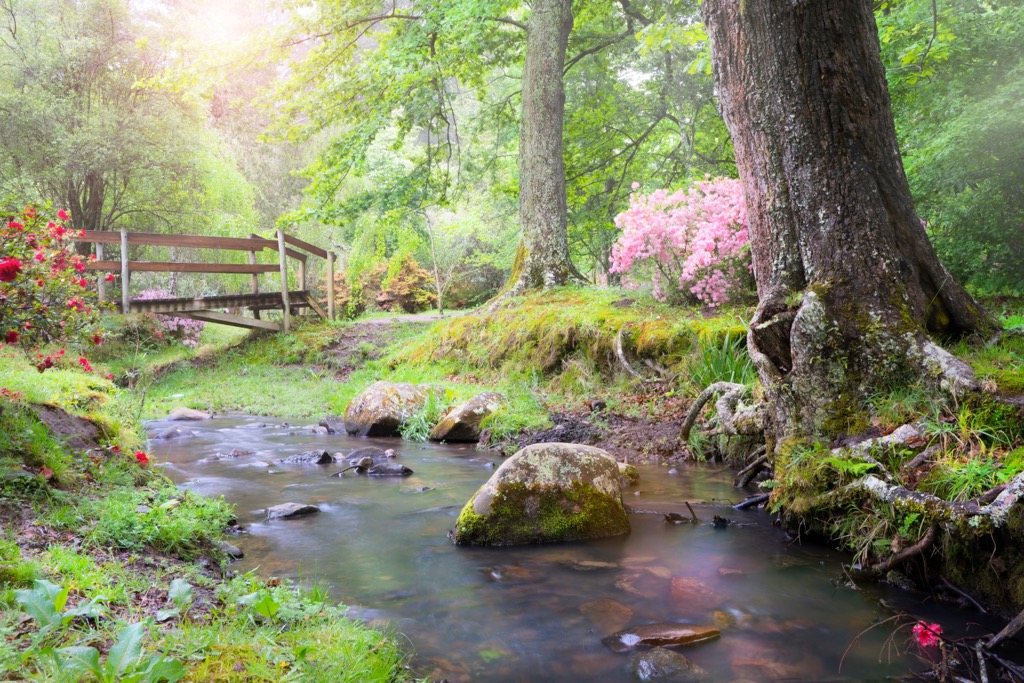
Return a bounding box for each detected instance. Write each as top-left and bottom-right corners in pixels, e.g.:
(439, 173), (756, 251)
(77, 229), (336, 332)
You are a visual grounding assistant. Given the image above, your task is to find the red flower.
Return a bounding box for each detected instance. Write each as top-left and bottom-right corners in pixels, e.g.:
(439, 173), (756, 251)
(73, 260), (85, 273)
(104, 273), (115, 282)
(57, 209), (69, 221)
(912, 621), (942, 648)
(77, 357), (93, 372)
(92, 333), (103, 345)
(51, 224), (67, 238)
(4, 330), (18, 344)
(36, 279), (44, 287)
(33, 251), (44, 262)
(23, 206), (36, 219)
(0, 257), (22, 282)
(6, 221), (23, 230)
(105, 373), (114, 380)
(134, 451), (149, 466)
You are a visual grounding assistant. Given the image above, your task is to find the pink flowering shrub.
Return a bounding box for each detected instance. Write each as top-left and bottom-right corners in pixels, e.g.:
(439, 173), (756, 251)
(610, 177), (753, 306)
(134, 289), (205, 348)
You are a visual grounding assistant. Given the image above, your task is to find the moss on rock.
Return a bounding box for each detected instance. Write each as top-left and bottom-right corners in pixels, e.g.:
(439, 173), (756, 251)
(451, 443), (630, 546)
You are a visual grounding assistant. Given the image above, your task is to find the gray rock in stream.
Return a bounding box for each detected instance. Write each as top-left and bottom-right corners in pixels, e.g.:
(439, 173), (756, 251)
(367, 463), (414, 477)
(167, 408), (211, 421)
(276, 450), (333, 465)
(266, 503), (319, 520)
(343, 447), (391, 465)
(627, 647), (709, 682)
(152, 426), (194, 440)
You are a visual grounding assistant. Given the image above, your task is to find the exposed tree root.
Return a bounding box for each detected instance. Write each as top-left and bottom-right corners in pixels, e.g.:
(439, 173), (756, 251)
(680, 382), (764, 441)
(869, 523), (940, 578)
(615, 326), (672, 384)
(987, 606), (1024, 652)
(734, 446), (768, 487)
(733, 493), (770, 510)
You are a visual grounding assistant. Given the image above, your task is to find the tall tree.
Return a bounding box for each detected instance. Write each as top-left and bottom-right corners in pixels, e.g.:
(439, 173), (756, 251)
(509, 0), (575, 292)
(701, 0), (995, 443)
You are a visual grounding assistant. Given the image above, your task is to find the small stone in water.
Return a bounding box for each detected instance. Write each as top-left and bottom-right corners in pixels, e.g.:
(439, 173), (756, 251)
(627, 647), (709, 682)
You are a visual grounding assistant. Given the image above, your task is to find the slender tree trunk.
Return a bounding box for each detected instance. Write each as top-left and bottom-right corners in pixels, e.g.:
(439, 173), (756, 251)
(507, 0), (577, 294)
(703, 0), (995, 443)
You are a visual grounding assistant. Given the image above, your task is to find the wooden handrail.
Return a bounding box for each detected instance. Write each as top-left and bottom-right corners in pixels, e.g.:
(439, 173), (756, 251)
(282, 233), (329, 259)
(75, 228), (337, 331)
(78, 230), (308, 262)
(85, 261), (280, 274)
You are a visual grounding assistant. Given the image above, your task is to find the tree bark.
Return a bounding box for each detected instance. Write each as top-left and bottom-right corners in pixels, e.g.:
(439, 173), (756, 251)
(702, 0), (995, 442)
(508, 0), (577, 294)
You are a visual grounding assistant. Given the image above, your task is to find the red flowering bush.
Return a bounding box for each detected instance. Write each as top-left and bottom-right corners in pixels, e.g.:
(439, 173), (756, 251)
(1, 205), (102, 366)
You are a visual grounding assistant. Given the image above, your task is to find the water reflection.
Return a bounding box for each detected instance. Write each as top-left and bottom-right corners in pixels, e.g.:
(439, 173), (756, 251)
(149, 415), (960, 682)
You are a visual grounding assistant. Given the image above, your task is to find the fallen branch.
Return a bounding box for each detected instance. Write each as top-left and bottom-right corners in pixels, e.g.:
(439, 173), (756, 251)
(987, 605), (1024, 651)
(733, 493), (770, 510)
(869, 523), (939, 576)
(734, 446), (768, 487)
(939, 578), (988, 614)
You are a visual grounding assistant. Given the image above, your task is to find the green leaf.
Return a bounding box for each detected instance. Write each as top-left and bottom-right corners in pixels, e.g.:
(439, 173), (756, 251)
(53, 584), (71, 613)
(50, 646), (103, 677)
(145, 657), (186, 683)
(253, 592), (280, 619)
(14, 583), (62, 629)
(105, 622), (145, 678)
(168, 578), (192, 609)
(155, 608), (180, 623)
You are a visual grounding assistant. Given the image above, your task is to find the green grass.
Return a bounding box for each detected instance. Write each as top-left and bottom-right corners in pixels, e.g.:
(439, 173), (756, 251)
(0, 339), (420, 683)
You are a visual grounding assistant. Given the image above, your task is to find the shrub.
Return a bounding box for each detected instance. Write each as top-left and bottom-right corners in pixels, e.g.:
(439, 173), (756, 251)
(1, 205), (102, 360)
(133, 289), (205, 348)
(376, 256), (436, 313)
(610, 177), (753, 306)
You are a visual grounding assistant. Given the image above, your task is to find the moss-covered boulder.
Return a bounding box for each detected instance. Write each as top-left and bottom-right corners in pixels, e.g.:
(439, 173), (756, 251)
(451, 443), (630, 546)
(429, 392), (505, 443)
(343, 381), (430, 437)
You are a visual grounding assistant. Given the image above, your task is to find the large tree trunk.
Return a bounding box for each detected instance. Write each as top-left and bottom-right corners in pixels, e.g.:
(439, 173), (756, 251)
(508, 0), (576, 294)
(702, 0), (995, 443)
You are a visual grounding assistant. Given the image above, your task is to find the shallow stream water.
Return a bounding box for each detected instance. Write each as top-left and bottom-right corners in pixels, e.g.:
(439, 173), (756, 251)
(148, 415), (998, 682)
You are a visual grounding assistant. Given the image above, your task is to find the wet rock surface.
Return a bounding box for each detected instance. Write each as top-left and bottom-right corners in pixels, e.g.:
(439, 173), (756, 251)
(276, 449), (333, 465)
(429, 392), (505, 442)
(627, 647), (709, 682)
(266, 502), (319, 519)
(601, 623), (721, 653)
(451, 442), (630, 546)
(344, 381), (433, 437)
(166, 408), (211, 421)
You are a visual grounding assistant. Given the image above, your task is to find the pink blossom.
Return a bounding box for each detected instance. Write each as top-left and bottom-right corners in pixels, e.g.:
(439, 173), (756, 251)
(912, 621), (942, 648)
(611, 177), (753, 306)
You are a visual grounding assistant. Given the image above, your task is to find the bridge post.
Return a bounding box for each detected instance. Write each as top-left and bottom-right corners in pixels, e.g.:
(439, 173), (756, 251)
(120, 229), (130, 314)
(277, 229), (291, 332)
(327, 251), (336, 320)
(247, 234), (261, 320)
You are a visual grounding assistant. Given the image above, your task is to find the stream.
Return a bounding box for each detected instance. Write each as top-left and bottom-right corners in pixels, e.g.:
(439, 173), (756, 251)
(148, 414), (998, 682)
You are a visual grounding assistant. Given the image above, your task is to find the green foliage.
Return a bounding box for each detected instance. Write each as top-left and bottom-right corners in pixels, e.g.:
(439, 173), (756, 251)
(881, 0), (1024, 294)
(398, 390), (448, 442)
(61, 486), (234, 561)
(680, 332), (756, 394)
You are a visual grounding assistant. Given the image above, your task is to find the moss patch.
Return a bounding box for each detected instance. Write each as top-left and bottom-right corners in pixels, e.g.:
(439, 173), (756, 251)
(452, 481), (629, 546)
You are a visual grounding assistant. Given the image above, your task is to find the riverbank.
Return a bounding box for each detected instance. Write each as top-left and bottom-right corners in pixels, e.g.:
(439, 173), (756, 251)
(4, 286), (1024, 680)
(0, 350), (419, 681)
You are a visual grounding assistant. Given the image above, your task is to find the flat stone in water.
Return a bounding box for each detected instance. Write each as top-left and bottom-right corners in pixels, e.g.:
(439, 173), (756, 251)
(167, 408), (211, 421)
(153, 426), (193, 440)
(367, 463), (413, 476)
(276, 450), (332, 465)
(627, 647), (709, 682)
(266, 502), (319, 520)
(601, 623), (721, 654)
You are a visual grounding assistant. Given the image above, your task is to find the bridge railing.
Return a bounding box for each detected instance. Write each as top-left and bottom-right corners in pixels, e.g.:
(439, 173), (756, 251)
(75, 229), (336, 332)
